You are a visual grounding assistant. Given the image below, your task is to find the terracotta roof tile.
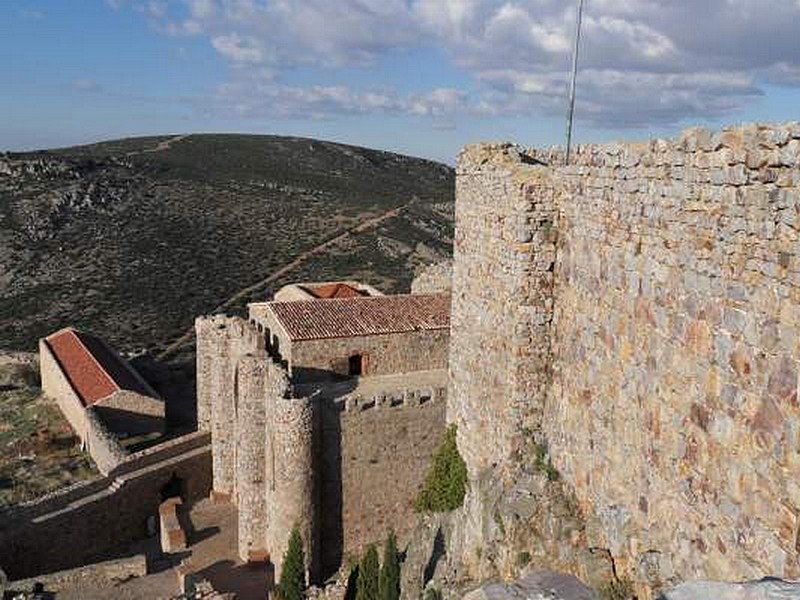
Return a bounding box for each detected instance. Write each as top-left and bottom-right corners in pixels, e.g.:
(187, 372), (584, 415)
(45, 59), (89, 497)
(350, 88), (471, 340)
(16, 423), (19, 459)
(269, 293), (450, 341)
(303, 283), (367, 299)
(46, 329), (151, 406)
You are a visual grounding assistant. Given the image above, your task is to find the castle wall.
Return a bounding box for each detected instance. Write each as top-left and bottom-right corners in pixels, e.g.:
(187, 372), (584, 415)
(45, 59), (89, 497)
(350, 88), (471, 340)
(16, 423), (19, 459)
(265, 385), (317, 581)
(449, 145), (557, 476)
(0, 432), (211, 580)
(195, 315), (263, 498)
(290, 329), (450, 382)
(235, 353), (269, 561)
(452, 124), (800, 592)
(317, 383), (447, 578)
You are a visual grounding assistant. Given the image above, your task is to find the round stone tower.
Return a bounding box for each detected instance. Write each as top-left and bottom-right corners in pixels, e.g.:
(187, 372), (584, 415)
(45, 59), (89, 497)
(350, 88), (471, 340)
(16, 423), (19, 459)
(266, 390), (316, 582)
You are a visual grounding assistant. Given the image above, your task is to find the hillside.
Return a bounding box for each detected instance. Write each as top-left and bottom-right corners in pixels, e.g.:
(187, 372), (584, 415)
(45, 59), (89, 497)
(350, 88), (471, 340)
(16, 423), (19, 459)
(0, 134), (454, 357)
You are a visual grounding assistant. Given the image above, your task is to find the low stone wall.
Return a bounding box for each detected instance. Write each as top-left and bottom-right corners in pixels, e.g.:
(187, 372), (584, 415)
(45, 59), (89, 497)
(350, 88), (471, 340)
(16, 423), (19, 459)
(0, 432), (211, 580)
(8, 555), (147, 595)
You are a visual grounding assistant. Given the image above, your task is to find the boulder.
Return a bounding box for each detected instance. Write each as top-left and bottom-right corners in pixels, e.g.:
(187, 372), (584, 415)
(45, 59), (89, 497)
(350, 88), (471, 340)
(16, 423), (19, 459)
(661, 578), (800, 600)
(463, 570), (597, 600)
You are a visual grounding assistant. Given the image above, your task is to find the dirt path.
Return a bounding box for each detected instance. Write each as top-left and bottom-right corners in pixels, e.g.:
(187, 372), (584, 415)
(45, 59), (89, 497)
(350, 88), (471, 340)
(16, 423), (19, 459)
(126, 134), (189, 157)
(157, 203), (409, 360)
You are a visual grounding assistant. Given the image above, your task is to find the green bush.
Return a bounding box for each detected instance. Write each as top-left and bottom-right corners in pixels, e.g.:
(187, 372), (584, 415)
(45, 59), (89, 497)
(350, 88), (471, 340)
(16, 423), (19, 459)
(356, 544), (380, 600)
(599, 577), (636, 600)
(533, 442), (560, 482)
(379, 531), (401, 600)
(423, 587), (443, 600)
(276, 528), (306, 600)
(414, 425), (468, 513)
(516, 551), (531, 568)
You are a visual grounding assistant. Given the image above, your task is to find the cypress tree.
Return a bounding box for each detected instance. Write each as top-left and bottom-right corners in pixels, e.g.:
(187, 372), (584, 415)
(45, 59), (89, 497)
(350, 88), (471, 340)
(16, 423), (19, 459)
(276, 527), (306, 600)
(414, 425), (467, 512)
(379, 531), (401, 600)
(356, 544), (380, 600)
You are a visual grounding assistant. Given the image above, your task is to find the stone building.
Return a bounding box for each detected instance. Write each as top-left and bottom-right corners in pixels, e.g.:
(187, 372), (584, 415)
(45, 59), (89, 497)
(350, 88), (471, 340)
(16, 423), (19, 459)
(195, 284), (449, 581)
(40, 327), (165, 470)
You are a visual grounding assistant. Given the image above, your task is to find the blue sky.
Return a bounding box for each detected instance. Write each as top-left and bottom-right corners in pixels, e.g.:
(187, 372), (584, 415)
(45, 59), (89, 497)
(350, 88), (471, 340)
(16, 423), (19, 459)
(4, 0), (800, 164)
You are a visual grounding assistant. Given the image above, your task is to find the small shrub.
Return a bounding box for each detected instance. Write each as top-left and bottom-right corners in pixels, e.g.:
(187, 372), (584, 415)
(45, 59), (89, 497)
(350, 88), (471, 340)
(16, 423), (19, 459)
(423, 587), (442, 600)
(414, 425), (468, 513)
(533, 442), (560, 482)
(599, 577), (636, 600)
(379, 531), (401, 600)
(345, 563), (360, 600)
(356, 544), (380, 600)
(516, 551), (531, 568)
(276, 527), (306, 600)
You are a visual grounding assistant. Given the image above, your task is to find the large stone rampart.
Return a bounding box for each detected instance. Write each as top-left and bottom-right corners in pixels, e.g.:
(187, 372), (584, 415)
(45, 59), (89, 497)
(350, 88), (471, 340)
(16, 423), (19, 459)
(451, 123), (800, 595)
(450, 145), (557, 476)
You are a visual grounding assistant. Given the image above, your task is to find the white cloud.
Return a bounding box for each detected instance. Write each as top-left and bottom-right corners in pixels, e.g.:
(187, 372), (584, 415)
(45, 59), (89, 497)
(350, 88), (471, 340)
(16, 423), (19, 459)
(211, 33), (269, 64)
(132, 0), (800, 128)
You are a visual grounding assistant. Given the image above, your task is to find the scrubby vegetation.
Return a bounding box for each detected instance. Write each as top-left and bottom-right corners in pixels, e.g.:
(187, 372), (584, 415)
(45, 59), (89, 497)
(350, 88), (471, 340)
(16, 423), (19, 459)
(533, 442), (560, 482)
(599, 577), (637, 600)
(415, 425), (467, 513)
(356, 544), (380, 600)
(379, 531), (401, 600)
(0, 387), (96, 506)
(0, 134), (454, 356)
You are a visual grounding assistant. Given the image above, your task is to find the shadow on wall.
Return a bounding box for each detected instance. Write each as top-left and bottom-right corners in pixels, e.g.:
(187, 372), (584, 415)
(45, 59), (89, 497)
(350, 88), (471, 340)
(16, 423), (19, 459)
(292, 366), (362, 388)
(197, 559), (272, 599)
(93, 406), (165, 438)
(318, 398), (345, 581)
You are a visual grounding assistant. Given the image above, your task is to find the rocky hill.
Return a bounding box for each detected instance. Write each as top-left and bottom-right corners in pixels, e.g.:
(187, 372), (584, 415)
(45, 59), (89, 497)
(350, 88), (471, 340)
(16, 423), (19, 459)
(0, 134), (454, 357)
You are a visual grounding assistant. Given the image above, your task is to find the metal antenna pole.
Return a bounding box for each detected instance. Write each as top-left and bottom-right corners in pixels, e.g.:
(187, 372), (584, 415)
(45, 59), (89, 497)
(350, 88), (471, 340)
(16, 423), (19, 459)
(565, 0), (585, 165)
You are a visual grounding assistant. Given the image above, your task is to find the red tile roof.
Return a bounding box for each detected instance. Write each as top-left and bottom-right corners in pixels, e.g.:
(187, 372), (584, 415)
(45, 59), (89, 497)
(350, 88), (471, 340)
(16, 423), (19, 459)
(268, 293), (450, 341)
(303, 283), (367, 299)
(45, 329), (151, 406)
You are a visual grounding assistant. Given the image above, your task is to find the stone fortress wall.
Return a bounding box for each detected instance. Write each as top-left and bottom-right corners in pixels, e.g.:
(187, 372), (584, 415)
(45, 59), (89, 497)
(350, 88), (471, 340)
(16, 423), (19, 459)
(195, 312), (448, 581)
(450, 123), (800, 594)
(317, 382), (447, 576)
(0, 431), (211, 580)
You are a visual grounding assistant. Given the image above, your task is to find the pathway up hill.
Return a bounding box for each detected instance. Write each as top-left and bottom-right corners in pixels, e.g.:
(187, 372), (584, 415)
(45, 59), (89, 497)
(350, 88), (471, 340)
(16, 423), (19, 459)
(0, 134), (454, 355)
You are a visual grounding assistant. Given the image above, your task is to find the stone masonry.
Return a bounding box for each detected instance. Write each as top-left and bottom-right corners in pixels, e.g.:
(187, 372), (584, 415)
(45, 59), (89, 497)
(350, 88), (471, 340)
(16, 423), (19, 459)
(449, 123), (800, 597)
(196, 288), (449, 583)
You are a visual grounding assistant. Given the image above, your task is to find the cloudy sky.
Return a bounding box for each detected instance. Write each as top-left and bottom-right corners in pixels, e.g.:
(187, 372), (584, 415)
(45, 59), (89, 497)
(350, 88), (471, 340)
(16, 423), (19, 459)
(3, 0), (800, 162)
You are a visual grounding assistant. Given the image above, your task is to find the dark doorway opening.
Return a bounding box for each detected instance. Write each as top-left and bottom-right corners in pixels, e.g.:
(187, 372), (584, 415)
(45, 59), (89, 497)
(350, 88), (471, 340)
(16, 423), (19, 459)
(348, 354), (363, 377)
(161, 473), (185, 501)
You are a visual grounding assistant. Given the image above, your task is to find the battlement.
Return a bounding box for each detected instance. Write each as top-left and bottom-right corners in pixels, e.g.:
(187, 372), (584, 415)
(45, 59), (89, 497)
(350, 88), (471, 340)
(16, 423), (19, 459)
(327, 383), (446, 412)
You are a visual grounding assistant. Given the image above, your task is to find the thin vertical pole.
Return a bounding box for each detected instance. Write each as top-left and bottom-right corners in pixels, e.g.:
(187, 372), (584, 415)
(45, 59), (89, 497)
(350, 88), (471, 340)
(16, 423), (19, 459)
(565, 0), (585, 165)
